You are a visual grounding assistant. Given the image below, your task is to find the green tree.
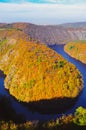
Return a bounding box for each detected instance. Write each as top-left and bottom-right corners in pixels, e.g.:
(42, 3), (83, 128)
(73, 107), (86, 126)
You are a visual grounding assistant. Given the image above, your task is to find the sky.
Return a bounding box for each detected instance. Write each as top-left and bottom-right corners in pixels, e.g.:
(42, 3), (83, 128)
(0, 0), (86, 25)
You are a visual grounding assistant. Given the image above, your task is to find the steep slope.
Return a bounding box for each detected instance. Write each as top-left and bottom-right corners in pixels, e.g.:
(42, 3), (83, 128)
(64, 41), (86, 64)
(10, 22), (86, 44)
(0, 29), (83, 103)
(0, 22), (86, 45)
(0, 29), (30, 73)
(0, 28), (29, 41)
(12, 23), (72, 44)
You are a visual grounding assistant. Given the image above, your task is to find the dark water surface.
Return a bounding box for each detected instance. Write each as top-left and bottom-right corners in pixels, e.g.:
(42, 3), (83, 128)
(0, 45), (86, 121)
(50, 45), (86, 111)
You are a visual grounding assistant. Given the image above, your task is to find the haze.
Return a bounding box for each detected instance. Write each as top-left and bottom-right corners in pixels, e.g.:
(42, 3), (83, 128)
(0, 0), (86, 24)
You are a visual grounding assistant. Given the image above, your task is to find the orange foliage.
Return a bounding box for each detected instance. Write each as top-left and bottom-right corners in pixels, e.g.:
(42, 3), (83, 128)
(64, 41), (86, 64)
(0, 30), (83, 102)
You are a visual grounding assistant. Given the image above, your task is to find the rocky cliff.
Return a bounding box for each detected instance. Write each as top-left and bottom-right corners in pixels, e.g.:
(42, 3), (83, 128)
(0, 22), (86, 45)
(3, 22), (86, 44)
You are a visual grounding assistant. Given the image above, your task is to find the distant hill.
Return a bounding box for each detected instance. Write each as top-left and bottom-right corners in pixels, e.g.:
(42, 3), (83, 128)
(61, 22), (86, 28)
(0, 22), (86, 45)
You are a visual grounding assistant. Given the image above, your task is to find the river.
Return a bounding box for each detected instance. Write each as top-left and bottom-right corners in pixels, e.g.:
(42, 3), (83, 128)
(0, 44), (86, 121)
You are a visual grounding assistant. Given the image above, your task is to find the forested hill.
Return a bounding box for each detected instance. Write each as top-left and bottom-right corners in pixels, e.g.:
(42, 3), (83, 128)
(0, 22), (86, 45)
(0, 28), (83, 103)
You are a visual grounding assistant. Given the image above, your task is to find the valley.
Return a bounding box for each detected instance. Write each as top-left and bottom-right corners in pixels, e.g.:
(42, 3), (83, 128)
(0, 22), (86, 129)
(0, 22), (86, 45)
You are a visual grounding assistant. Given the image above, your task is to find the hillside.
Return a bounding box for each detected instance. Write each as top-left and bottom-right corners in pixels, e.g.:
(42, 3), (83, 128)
(61, 22), (86, 28)
(64, 41), (86, 64)
(0, 28), (83, 103)
(11, 22), (86, 45)
(0, 22), (86, 45)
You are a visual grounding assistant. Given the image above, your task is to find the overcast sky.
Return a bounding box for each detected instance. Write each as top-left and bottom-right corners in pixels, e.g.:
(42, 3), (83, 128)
(0, 0), (86, 25)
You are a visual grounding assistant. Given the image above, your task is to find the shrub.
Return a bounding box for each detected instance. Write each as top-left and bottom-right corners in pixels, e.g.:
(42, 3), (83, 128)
(73, 107), (86, 126)
(58, 60), (64, 68)
(69, 45), (75, 50)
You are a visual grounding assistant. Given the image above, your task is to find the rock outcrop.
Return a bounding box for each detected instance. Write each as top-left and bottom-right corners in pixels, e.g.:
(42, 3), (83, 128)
(0, 22), (86, 45)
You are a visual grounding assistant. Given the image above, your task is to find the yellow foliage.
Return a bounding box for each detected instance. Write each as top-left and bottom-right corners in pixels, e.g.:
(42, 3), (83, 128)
(64, 41), (86, 64)
(0, 30), (83, 102)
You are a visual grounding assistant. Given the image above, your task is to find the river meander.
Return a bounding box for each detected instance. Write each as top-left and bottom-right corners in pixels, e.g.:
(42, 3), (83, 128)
(0, 45), (86, 121)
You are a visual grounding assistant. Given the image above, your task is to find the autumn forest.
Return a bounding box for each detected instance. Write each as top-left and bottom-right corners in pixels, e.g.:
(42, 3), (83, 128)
(0, 23), (86, 130)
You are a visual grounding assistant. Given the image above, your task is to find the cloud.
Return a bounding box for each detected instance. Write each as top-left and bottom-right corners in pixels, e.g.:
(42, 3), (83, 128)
(0, 2), (86, 24)
(1, 0), (86, 4)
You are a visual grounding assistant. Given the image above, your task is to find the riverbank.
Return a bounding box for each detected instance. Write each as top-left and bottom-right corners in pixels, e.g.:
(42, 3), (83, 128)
(49, 45), (86, 110)
(0, 70), (6, 78)
(0, 44), (85, 118)
(0, 44), (86, 129)
(0, 106), (86, 130)
(64, 41), (86, 64)
(0, 33), (83, 105)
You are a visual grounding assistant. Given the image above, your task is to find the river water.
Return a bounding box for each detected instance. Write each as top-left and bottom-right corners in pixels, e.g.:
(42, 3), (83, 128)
(50, 45), (86, 110)
(0, 45), (86, 121)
